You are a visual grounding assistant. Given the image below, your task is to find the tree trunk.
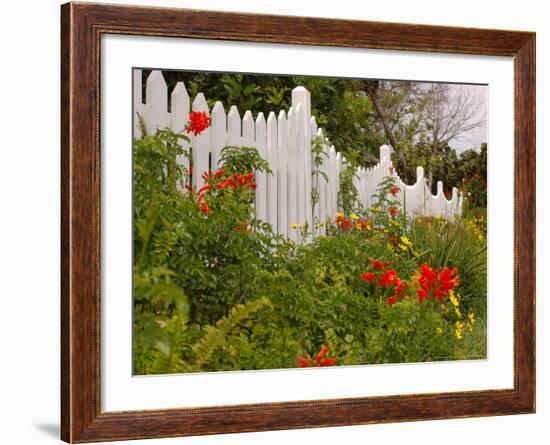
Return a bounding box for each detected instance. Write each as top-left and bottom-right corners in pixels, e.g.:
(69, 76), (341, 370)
(366, 88), (407, 171)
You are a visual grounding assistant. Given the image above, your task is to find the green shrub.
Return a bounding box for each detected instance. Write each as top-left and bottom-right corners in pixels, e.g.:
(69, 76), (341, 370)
(133, 128), (487, 375)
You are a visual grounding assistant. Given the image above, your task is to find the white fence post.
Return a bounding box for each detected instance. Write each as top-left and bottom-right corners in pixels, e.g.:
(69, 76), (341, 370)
(134, 70), (463, 241)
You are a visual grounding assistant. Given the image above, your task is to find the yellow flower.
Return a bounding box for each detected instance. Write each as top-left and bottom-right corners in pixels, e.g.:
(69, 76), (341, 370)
(400, 236), (413, 247)
(455, 321), (464, 330)
(398, 243), (408, 251)
(468, 312), (476, 325)
(411, 249), (420, 258)
(370, 206), (381, 213)
(335, 212), (344, 218)
(436, 327), (444, 335)
(449, 290), (460, 307)
(454, 329), (463, 340)
(454, 307), (462, 318)
(387, 243), (395, 252)
(290, 223), (301, 229)
(350, 214), (359, 220)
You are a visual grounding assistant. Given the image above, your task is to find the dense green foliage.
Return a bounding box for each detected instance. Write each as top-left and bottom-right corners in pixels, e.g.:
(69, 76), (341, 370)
(133, 127), (487, 375)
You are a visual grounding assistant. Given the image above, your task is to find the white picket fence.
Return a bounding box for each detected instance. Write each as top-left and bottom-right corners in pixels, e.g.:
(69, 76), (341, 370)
(133, 70), (462, 241)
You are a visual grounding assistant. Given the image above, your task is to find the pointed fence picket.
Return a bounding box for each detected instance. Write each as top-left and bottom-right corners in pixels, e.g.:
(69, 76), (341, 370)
(133, 69), (463, 240)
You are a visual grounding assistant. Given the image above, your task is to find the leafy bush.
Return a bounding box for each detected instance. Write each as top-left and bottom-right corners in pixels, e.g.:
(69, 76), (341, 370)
(133, 126), (487, 375)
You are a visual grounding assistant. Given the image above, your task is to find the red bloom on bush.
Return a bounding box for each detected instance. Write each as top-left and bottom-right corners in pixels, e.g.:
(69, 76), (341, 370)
(379, 269), (399, 287)
(360, 272), (377, 282)
(185, 111), (211, 136)
(202, 169), (225, 183)
(217, 172), (255, 190)
(198, 201), (209, 214)
(414, 263), (459, 304)
(369, 258), (391, 270)
(390, 186), (401, 196)
(335, 216), (353, 231)
(388, 207), (399, 216)
(297, 346), (337, 368)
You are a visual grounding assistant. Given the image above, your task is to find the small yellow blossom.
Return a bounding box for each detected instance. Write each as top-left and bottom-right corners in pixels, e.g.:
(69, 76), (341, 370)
(398, 243), (408, 251)
(335, 212), (344, 218)
(455, 321), (464, 330)
(454, 329), (463, 340)
(290, 223), (301, 229)
(400, 236), (413, 247)
(436, 327), (444, 335)
(411, 249), (420, 258)
(370, 206), (381, 213)
(350, 214), (359, 220)
(387, 243), (395, 253)
(449, 290), (460, 307)
(468, 312), (476, 325)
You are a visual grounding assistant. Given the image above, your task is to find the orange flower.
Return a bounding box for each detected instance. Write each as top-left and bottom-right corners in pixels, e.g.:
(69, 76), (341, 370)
(185, 111), (211, 136)
(360, 272), (377, 282)
(390, 186), (401, 196)
(297, 346), (337, 368)
(415, 263), (459, 304)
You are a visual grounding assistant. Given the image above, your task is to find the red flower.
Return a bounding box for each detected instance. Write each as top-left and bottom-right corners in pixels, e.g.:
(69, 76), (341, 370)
(297, 355), (311, 368)
(335, 216), (353, 231)
(297, 346), (337, 368)
(198, 201), (209, 214)
(386, 295), (399, 305)
(360, 272), (377, 282)
(319, 358), (337, 367)
(185, 111), (211, 136)
(388, 207), (399, 216)
(390, 186), (401, 196)
(414, 263), (459, 304)
(217, 173), (255, 190)
(198, 184), (211, 194)
(315, 346), (330, 364)
(369, 258), (387, 270)
(379, 269), (398, 287)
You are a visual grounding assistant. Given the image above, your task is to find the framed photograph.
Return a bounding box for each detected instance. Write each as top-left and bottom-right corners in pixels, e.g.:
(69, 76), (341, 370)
(61, 2), (535, 442)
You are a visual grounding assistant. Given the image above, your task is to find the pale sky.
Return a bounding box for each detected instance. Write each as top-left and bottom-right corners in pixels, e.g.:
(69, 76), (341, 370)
(446, 84), (488, 154)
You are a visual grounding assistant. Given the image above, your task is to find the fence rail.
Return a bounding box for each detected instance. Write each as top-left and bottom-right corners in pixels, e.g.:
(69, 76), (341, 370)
(133, 70), (463, 241)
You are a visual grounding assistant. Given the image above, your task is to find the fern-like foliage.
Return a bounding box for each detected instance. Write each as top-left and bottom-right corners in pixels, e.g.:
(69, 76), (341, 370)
(152, 297), (271, 374)
(186, 297), (271, 372)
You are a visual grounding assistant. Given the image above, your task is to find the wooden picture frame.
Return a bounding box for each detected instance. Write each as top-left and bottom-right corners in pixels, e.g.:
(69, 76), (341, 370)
(61, 2), (535, 442)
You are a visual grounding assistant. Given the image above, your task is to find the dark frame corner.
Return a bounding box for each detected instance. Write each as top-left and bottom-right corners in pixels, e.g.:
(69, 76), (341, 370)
(61, 2), (535, 442)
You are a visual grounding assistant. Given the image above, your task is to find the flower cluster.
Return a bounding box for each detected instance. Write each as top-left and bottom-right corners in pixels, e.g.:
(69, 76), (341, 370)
(297, 346), (337, 368)
(185, 111), (211, 136)
(184, 182), (213, 215)
(390, 186), (401, 196)
(335, 212), (372, 232)
(360, 258), (408, 305)
(447, 290), (476, 340)
(183, 168), (256, 215)
(414, 263), (459, 304)
(217, 172), (256, 190)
